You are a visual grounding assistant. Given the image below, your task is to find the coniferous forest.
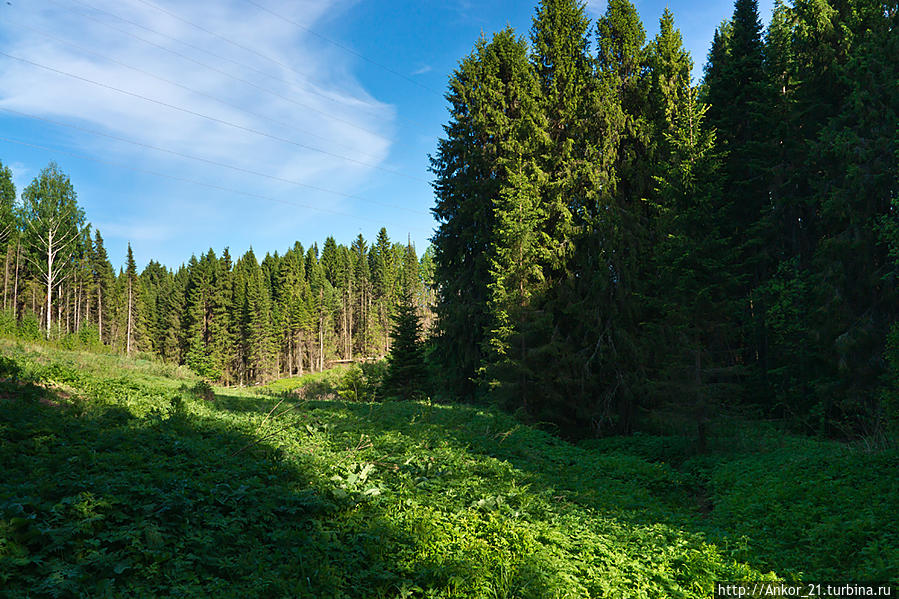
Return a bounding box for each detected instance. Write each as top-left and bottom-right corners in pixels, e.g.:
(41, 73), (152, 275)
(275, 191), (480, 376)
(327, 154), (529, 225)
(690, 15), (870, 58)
(431, 0), (898, 439)
(0, 0), (897, 440)
(2, 0), (899, 436)
(1, 0), (899, 595)
(0, 159), (435, 385)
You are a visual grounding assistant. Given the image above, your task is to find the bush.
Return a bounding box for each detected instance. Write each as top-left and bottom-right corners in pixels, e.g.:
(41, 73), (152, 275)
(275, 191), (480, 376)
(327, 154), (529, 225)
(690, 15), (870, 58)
(0, 309), (15, 336)
(336, 362), (383, 402)
(0, 355), (21, 380)
(59, 326), (102, 351)
(16, 314), (41, 341)
(181, 380), (215, 402)
(881, 323), (899, 439)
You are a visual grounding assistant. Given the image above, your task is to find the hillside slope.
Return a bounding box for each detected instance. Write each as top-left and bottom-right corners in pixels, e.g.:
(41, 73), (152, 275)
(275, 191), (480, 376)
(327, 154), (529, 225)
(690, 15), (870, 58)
(1, 341), (895, 597)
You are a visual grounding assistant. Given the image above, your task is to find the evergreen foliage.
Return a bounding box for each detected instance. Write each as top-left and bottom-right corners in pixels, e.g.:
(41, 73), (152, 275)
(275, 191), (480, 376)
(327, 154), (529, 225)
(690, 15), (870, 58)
(0, 0), (895, 439)
(0, 161), (431, 385)
(431, 0), (899, 438)
(383, 293), (427, 400)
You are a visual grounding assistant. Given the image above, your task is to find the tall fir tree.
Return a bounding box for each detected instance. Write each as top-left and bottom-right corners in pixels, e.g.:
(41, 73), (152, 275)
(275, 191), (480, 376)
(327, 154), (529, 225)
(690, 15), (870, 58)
(384, 241), (427, 400)
(431, 30), (527, 399)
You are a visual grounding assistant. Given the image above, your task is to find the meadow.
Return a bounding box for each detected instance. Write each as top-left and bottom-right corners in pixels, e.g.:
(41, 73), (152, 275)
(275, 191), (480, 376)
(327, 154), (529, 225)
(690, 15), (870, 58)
(1, 339), (896, 598)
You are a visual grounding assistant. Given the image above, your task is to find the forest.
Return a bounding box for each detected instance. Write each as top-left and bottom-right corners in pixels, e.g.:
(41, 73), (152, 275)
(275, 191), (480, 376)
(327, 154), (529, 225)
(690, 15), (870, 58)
(0, 0), (896, 443)
(0, 159), (436, 386)
(1, 0), (898, 595)
(430, 0), (898, 439)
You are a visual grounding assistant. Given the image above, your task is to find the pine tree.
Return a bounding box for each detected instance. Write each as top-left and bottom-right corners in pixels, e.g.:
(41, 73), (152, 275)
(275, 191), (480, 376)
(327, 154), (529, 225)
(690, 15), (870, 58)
(647, 9), (693, 159)
(211, 248), (236, 381)
(474, 27), (550, 409)
(800, 0), (899, 430)
(651, 86), (742, 446)
(351, 234), (371, 357)
(529, 0), (592, 265)
(596, 0), (653, 206)
(238, 249), (276, 383)
(183, 251), (221, 379)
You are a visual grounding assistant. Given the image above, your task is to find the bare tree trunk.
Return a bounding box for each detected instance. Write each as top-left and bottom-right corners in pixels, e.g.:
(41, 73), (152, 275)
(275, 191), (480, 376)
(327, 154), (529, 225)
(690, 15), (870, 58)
(12, 240), (20, 317)
(3, 243), (9, 311)
(298, 333), (304, 375)
(46, 229), (54, 338)
(696, 348), (707, 453)
(65, 285), (71, 334)
(348, 280), (354, 360)
(97, 286), (103, 343)
(126, 279), (133, 355)
(319, 289), (324, 372)
(75, 280), (80, 332)
(56, 283), (62, 337)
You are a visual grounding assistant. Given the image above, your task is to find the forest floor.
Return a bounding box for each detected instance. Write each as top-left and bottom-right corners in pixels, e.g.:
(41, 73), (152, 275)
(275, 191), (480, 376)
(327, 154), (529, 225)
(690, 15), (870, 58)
(1, 339), (896, 598)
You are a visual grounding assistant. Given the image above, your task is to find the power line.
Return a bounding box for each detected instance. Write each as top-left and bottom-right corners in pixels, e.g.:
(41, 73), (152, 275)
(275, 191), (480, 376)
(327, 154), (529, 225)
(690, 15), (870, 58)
(62, 0), (391, 124)
(0, 134), (435, 235)
(12, 20), (388, 164)
(240, 0), (443, 97)
(42, 0), (393, 141)
(0, 51), (428, 183)
(0, 107), (430, 216)
(128, 0), (346, 97)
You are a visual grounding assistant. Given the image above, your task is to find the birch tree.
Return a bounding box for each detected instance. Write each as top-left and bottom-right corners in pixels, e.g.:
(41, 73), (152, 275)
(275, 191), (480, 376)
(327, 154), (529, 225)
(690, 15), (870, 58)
(20, 163), (84, 339)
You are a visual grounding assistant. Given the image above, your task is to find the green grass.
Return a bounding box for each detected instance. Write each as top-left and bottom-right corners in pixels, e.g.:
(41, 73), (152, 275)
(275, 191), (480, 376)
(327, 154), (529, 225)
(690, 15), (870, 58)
(1, 340), (896, 597)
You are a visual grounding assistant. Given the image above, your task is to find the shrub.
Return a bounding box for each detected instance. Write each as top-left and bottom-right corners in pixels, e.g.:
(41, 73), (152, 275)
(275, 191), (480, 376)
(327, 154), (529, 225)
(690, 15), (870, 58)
(0, 308), (15, 336)
(16, 314), (41, 341)
(183, 380), (215, 402)
(336, 363), (383, 402)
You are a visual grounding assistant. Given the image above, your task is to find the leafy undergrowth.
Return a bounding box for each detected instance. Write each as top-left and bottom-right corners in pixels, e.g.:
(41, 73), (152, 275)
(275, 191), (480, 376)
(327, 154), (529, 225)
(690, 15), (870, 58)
(586, 426), (899, 583)
(1, 341), (893, 597)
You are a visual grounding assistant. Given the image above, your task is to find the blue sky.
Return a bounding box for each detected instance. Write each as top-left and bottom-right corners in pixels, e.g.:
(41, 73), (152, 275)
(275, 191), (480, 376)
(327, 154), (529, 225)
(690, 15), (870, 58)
(0, 0), (773, 269)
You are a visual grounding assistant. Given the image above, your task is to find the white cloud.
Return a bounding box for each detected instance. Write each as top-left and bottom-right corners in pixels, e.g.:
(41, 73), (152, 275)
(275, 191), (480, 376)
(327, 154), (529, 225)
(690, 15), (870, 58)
(6, 161), (29, 199)
(93, 220), (175, 243)
(584, 0), (606, 15)
(0, 0), (396, 210)
(411, 65), (432, 76)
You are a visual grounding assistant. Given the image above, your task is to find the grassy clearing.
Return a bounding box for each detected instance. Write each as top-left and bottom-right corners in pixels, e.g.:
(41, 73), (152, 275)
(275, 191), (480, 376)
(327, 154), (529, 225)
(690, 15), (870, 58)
(1, 340), (895, 597)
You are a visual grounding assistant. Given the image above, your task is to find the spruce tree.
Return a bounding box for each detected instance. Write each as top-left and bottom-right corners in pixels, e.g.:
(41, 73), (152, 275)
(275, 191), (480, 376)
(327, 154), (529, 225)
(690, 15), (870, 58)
(431, 30), (520, 398)
(384, 242), (427, 400)
(370, 227), (396, 354)
(0, 161), (16, 312)
(91, 231), (114, 344)
(478, 28), (549, 409)
(123, 243), (142, 355)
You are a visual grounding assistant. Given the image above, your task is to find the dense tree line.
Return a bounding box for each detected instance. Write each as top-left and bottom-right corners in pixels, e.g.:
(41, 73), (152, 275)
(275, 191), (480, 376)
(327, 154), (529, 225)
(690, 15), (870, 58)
(0, 160), (434, 385)
(431, 0), (898, 437)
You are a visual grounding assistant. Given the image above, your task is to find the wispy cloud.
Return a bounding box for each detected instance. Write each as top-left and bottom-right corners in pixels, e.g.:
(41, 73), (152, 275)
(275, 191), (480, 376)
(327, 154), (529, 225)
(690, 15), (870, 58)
(584, 0), (606, 15)
(6, 161), (29, 199)
(93, 220), (176, 243)
(411, 64), (432, 76)
(0, 0), (397, 234)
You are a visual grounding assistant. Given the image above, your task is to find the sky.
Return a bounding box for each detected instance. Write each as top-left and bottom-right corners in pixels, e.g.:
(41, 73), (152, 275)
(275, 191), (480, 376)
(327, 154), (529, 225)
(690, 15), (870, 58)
(0, 0), (773, 270)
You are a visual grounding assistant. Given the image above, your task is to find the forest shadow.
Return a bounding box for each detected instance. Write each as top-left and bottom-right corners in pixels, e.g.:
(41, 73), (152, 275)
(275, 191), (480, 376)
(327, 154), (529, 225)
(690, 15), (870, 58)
(0, 387), (441, 598)
(333, 399), (703, 521)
